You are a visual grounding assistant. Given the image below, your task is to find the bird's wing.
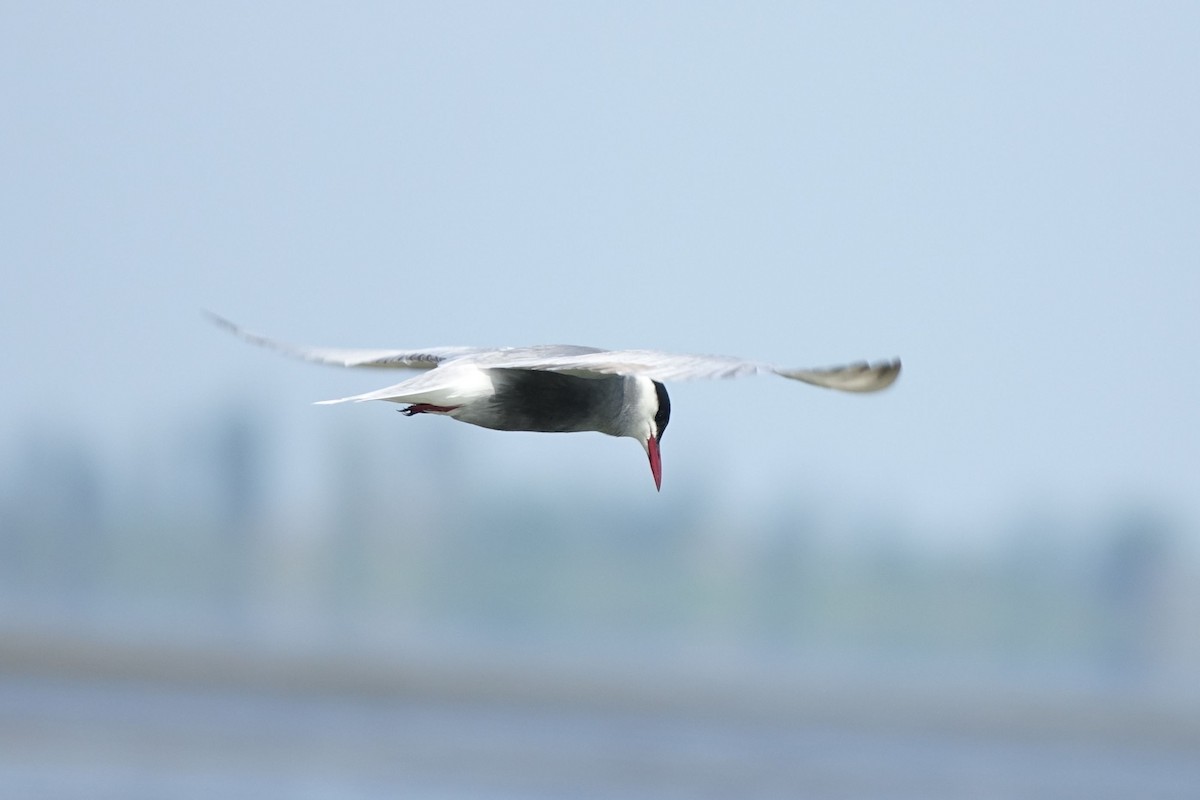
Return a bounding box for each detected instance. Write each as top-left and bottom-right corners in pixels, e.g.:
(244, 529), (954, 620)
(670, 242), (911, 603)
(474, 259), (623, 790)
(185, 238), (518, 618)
(476, 348), (901, 392)
(313, 363), (494, 405)
(208, 315), (901, 392)
(474, 349), (760, 380)
(775, 360), (902, 392)
(206, 312), (479, 369)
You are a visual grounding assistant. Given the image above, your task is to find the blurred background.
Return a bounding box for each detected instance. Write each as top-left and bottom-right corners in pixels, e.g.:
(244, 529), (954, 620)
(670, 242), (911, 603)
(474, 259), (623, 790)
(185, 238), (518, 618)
(2, 2), (1198, 797)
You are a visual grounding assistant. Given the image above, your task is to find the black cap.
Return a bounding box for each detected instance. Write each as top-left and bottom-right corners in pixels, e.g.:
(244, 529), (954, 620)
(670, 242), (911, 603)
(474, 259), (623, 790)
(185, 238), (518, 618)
(652, 381), (670, 440)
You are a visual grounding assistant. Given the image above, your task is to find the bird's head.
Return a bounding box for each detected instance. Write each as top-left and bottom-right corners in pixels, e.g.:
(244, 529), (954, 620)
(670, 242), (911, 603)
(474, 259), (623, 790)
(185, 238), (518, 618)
(634, 380), (670, 491)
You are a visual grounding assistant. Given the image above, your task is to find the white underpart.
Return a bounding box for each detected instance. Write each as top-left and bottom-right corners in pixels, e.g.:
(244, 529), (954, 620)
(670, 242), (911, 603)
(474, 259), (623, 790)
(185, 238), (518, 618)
(633, 377), (661, 441)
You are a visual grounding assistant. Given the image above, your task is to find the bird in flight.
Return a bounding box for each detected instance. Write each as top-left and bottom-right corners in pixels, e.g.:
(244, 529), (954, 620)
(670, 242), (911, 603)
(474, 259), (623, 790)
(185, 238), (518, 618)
(208, 313), (900, 490)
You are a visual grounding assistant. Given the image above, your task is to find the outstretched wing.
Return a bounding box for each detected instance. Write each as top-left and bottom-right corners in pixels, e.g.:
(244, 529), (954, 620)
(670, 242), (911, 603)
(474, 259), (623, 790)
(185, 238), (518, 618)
(476, 348), (902, 392)
(208, 314), (901, 393)
(205, 312), (479, 369)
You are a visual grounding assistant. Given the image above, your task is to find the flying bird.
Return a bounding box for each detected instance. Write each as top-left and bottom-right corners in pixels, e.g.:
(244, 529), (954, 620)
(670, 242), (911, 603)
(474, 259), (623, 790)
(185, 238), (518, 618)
(207, 313), (900, 490)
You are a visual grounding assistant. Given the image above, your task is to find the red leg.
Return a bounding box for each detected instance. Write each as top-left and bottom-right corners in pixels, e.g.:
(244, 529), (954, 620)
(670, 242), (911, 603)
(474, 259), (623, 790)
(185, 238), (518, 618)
(401, 403), (460, 416)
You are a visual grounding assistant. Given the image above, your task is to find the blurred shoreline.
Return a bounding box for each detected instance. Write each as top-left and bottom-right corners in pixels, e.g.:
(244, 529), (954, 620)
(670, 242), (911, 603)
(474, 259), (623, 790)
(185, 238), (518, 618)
(5, 624), (1198, 751)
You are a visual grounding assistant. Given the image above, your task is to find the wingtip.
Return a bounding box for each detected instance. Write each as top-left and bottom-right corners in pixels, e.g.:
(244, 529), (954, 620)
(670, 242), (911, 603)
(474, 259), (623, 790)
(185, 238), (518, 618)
(875, 357), (902, 390)
(857, 357), (901, 391)
(203, 310), (243, 336)
(204, 312), (296, 357)
(776, 357), (902, 392)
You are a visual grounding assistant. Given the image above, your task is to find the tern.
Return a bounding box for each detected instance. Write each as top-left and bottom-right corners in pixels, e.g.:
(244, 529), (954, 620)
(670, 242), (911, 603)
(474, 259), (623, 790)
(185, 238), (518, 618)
(208, 313), (900, 490)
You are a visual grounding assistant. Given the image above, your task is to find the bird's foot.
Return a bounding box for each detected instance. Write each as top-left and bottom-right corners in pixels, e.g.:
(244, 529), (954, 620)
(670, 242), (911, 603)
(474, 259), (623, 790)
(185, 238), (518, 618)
(400, 403), (459, 416)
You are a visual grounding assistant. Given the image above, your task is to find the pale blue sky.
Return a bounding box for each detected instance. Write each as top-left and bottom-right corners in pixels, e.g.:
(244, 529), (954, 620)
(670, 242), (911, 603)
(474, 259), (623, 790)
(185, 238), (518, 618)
(2, 3), (1197, 537)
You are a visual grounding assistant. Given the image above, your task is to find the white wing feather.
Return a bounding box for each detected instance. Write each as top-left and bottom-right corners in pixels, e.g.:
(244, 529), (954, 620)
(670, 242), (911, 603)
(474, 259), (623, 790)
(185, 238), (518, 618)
(205, 312), (477, 369)
(209, 313), (900, 394)
(471, 349), (761, 381)
(477, 349), (901, 392)
(314, 364), (494, 405)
